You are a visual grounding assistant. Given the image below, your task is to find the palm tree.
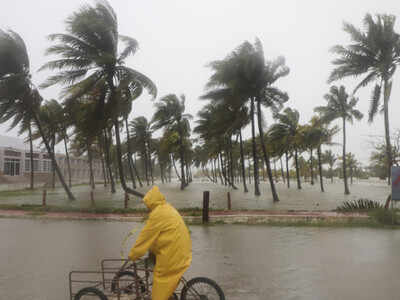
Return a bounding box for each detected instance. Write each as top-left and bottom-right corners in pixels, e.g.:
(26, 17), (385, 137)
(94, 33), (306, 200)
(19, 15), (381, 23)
(40, 0), (156, 198)
(269, 107), (302, 189)
(345, 152), (361, 184)
(34, 99), (64, 188)
(315, 85), (363, 194)
(130, 116), (152, 186)
(302, 116), (339, 191)
(322, 150), (338, 183)
(329, 13), (400, 185)
(0, 29), (75, 200)
(152, 94), (192, 190)
(203, 39), (289, 200)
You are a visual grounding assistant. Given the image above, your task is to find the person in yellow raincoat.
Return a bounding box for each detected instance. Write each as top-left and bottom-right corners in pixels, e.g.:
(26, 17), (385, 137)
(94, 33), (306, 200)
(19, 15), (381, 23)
(129, 186), (192, 300)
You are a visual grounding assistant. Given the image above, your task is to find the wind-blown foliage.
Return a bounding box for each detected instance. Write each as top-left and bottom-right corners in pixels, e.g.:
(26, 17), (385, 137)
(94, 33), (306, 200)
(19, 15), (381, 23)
(40, 0), (156, 198)
(329, 13), (400, 184)
(0, 29), (75, 200)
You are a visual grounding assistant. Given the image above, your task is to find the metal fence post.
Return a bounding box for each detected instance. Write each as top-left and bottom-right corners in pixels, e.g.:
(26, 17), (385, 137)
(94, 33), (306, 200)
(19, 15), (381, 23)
(203, 191), (209, 223)
(91, 191), (95, 208)
(43, 190), (46, 206)
(124, 192), (129, 209)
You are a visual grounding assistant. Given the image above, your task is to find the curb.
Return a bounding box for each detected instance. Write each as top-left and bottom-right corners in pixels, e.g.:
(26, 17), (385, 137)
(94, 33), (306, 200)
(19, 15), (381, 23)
(0, 210), (370, 224)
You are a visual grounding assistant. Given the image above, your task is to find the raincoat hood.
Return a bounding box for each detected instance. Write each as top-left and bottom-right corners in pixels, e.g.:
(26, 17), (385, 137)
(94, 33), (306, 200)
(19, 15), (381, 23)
(143, 186), (166, 211)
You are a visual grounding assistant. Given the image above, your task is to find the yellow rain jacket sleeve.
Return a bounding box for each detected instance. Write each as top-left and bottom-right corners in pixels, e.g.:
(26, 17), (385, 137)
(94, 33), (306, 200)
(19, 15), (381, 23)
(129, 186), (192, 300)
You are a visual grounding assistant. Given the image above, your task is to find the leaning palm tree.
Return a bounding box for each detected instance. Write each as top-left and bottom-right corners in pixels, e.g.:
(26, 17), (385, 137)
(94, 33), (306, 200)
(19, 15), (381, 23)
(0, 29), (75, 200)
(253, 39), (290, 202)
(40, 0), (156, 198)
(315, 85), (363, 195)
(152, 94), (192, 190)
(329, 13), (400, 185)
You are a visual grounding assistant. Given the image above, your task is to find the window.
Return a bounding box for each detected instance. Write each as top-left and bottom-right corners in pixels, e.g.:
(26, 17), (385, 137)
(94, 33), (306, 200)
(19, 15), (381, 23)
(43, 160), (53, 173)
(4, 158), (20, 176)
(25, 159), (39, 172)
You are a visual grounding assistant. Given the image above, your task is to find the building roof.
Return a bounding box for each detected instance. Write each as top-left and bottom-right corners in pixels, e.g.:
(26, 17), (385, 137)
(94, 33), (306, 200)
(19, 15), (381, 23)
(0, 135), (41, 152)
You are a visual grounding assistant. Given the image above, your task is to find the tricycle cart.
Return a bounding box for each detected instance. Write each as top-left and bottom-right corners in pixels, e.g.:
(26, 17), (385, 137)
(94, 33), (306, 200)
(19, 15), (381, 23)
(69, 257), (225, 300)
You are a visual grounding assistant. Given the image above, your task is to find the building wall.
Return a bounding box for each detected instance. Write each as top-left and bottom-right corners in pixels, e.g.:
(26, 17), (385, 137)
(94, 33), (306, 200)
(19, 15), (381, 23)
(0, 145), (103, 185)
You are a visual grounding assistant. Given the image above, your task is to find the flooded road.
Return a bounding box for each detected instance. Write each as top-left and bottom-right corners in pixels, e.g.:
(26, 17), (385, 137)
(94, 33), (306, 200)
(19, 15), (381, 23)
(1, 218), (400, 300)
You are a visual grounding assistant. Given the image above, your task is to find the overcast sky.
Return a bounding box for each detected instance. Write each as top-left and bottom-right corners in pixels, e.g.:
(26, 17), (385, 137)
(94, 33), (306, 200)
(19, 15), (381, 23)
(1, 0), (400, 167)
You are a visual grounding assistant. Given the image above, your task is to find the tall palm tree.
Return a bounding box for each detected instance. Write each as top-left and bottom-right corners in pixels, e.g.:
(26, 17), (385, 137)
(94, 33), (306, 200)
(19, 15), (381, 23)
(253, 40), (289, 202)
(40, 0), (156, 198)
(0, 29), (75, 200)
(152, 94), (192, 190)
(315, 85), (363, 194)
(329, 13), (400, 185)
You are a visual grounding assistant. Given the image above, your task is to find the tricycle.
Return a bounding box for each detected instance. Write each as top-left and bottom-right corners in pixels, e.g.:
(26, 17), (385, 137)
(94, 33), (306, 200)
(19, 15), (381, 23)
(69, 256), (225, 300)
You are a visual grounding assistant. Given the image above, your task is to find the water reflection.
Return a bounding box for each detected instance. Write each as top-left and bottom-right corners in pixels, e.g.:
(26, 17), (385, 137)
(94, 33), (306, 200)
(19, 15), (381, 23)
(1, 219), (400, 299)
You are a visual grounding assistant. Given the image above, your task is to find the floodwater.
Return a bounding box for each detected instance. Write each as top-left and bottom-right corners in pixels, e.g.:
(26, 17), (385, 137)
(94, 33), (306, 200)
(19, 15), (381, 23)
(1, 219), (400, 300)
(0, 180), (393, 212)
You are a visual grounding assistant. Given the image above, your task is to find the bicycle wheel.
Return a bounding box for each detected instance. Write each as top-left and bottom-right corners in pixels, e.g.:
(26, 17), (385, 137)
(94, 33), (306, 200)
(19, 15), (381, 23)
(180, 277), (225, 300)
(74, 287), (108, 300)
(111, 270), (146, 294)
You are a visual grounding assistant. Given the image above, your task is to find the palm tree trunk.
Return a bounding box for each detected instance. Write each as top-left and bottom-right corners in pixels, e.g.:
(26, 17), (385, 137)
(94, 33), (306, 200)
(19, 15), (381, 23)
(148, 145), (154, 186)
(33, 114), (75, 200)
(98, 136), (107, 187)
(251, 97), (261, 196)
(383, 78), (392, 185)
(87, 145), (95, 189)
(28, 123), (34, 189)
(144, 150), (149, 186)
(295, 147), (302, 189)
(285, 151), (290, 188)
(318, 146), (324, 192)
(114, 121), (145, 198)
(177, 122), (186, 190)
(63, 137), (72, 188)
(280, 157), (285, 183)
(51, 135), (56, 189)
(239, 131), (249, 192)
(103, 130), (116, 193)
(132, 154), (143, 187)
(125, 119), (136, 189)
(172, 154), (182, 181)
(310, 148), (314, 185)
(342, 117), (350, 195)
(256, 99), (278, 201)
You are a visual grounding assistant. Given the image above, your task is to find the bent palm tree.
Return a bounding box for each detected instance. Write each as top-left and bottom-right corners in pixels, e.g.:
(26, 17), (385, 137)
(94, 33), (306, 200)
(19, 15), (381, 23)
(152, 94), (192, 190)
(40, 0), (156, 198)
(0, 29), (75, 200)
(315, 85), (363, 195)
(329, 13), (400, 184)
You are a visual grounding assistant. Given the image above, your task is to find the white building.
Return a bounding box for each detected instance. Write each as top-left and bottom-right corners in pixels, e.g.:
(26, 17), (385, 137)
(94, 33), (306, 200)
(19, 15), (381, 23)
(0, 135), (103, 186)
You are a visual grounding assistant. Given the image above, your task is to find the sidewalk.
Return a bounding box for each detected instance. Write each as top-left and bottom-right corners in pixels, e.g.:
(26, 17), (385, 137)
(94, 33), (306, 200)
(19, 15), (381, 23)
(0, 209), (369, 224)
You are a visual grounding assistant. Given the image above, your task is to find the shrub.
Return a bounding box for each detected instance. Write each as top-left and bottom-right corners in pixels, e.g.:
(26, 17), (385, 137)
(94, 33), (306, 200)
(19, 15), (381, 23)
(335, 199), (383, 212)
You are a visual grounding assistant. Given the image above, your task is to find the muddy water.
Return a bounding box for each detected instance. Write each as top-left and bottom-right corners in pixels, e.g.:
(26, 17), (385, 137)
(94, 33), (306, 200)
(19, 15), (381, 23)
(1, 219), (400, 300)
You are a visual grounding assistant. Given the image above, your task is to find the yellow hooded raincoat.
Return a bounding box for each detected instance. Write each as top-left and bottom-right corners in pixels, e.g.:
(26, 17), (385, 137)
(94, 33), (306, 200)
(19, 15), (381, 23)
(129, 186), (192, 300)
